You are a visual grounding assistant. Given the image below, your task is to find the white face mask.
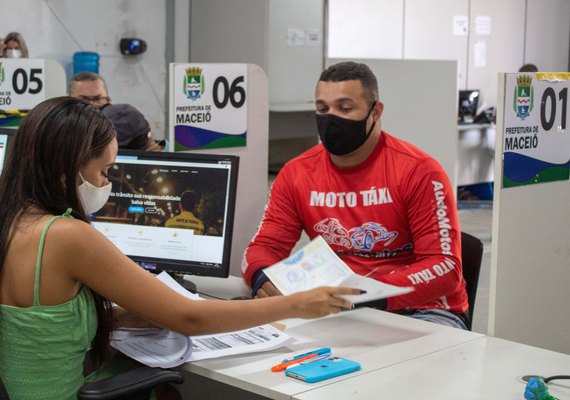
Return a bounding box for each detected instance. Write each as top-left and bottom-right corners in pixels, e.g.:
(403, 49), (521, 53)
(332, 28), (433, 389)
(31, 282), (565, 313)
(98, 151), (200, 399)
(5, 49), (22, 59)
(77, 172), (112, 214)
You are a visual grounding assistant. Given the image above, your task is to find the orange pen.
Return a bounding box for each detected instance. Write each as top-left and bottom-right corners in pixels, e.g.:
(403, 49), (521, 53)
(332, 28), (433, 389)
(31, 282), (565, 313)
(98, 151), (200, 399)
(271, 353), (318, 372)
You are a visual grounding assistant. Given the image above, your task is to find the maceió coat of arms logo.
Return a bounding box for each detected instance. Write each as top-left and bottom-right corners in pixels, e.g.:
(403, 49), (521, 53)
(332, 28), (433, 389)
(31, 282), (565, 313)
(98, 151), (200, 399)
(514, 74), (533, 120)
(183, 67), (204, 101)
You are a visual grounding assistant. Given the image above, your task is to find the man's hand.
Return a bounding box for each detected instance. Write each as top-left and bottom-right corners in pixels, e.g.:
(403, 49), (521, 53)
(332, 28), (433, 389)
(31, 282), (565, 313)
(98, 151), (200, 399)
(255, 281), (282, 298)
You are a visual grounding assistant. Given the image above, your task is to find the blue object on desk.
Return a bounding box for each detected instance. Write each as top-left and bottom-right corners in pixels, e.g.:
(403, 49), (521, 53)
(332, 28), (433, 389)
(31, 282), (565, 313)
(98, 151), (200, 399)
(286, 356), (361, 383)
(524, 377), (559, 400)
(282, 347), (332, 363)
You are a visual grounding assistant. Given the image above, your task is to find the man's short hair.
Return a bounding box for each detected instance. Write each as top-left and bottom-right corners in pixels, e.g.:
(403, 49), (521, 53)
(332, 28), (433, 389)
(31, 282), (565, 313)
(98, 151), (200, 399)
(69, 71), (109, 95)
(519, 63), (538, 73)
(319, 61), (379, 105)
(180, 190), (197, 211)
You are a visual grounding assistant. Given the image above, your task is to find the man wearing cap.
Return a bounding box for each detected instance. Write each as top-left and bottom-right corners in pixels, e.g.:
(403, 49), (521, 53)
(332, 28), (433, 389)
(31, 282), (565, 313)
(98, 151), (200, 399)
(102, 103), (165, 151)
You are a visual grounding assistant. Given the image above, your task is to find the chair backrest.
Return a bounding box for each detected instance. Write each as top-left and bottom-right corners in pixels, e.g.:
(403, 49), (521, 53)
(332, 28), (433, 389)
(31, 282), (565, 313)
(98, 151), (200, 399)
(461, 231), (484, 330)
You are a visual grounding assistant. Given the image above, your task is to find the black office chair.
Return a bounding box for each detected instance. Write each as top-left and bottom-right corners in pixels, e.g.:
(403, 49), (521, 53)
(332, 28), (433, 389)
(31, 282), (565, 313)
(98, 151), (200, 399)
(0, 367), (184, 400)
(461, 231), (484, 331)
(78, 367), (184, 400)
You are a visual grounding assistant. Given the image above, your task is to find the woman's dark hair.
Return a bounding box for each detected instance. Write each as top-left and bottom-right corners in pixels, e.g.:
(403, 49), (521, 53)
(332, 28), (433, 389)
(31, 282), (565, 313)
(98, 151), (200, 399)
(0, 96), (116, 365)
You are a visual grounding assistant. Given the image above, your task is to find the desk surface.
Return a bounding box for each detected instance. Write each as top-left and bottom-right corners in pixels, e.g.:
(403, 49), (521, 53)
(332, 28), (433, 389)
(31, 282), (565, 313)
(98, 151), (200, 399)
(181, 276), (570, 400)
(293, 336), (570, 399)
(182, 305), (482, 400)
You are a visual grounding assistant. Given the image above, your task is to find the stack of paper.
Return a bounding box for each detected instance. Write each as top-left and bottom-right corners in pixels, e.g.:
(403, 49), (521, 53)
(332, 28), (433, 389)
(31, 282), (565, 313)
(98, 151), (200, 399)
(111, 324), (291, 367)
(111, 272), (291, 367)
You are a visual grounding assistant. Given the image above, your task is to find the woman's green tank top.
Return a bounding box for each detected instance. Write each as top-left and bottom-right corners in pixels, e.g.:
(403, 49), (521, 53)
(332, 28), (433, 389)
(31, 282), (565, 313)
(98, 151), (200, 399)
(0, 210), (98, 399)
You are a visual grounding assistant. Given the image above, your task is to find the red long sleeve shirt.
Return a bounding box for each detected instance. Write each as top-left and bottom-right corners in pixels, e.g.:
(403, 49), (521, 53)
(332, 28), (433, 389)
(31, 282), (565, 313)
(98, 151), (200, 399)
(242, 132), (468, 314)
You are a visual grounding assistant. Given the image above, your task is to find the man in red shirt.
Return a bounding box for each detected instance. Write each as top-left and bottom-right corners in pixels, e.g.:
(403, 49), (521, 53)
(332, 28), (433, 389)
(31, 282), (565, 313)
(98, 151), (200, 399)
(242, 61), (469, 329)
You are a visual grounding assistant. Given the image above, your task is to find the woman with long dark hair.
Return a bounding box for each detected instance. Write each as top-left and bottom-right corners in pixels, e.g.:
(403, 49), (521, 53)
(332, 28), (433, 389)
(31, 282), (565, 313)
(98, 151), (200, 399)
(0, 97), (358, 399)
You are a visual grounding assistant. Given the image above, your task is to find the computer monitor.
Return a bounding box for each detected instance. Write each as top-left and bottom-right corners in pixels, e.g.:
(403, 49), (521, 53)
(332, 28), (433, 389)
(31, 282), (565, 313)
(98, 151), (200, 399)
(90, 150), (239, 291)
(0, 127), (17, 175)
(458, 89), (480, 123)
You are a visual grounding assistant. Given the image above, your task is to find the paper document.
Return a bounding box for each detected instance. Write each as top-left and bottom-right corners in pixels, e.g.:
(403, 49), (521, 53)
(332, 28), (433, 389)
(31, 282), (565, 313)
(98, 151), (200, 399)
(188, 324), (291, 362)
(111, 272), (291, 367)
(155, 271), (204, 301)
(264, 236), (413, 303)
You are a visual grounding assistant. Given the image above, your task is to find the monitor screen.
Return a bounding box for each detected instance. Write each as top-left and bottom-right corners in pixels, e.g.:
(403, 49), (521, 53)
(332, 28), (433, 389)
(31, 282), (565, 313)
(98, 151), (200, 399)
(458, 89), (480, 123)
(91, 150), (239, 285)
(0, 128), (17, 175)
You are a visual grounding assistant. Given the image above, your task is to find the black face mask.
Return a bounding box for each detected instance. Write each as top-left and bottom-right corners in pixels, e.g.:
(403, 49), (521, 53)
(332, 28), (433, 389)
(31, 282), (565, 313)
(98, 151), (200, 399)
(316, 103), (376, 156)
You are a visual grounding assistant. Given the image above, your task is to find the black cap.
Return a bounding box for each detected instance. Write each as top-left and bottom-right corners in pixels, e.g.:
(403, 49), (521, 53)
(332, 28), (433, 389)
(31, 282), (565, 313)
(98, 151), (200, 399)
(102, 103), (151, 150)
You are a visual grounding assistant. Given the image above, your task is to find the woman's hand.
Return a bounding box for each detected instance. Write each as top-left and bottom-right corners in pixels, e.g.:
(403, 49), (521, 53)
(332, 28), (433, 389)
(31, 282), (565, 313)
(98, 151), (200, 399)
(286, 286), (361, 319)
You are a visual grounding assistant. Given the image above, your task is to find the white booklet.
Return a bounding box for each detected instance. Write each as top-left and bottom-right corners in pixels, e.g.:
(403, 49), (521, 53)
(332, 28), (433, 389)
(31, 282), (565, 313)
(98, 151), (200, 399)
(264, 236), (413, 304)
(111, 272), (291, 367)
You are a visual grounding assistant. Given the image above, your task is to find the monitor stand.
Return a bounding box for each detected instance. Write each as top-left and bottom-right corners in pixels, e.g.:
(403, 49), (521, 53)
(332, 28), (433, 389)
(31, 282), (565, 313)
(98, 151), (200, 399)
(172, 273), (197, 294)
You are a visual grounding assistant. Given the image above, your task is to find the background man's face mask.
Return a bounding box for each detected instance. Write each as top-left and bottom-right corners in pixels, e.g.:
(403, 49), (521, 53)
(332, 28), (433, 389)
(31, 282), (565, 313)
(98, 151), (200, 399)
(316, 102), (376, 156)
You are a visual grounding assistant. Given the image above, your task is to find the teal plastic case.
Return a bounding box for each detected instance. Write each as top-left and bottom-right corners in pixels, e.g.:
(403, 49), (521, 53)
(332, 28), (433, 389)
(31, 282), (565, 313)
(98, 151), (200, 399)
(285, 356), (361, 383)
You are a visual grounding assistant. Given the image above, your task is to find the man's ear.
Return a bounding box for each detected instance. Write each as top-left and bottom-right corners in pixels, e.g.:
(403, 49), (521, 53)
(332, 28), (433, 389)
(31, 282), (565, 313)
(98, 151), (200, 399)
(373, 102), (384, 121)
